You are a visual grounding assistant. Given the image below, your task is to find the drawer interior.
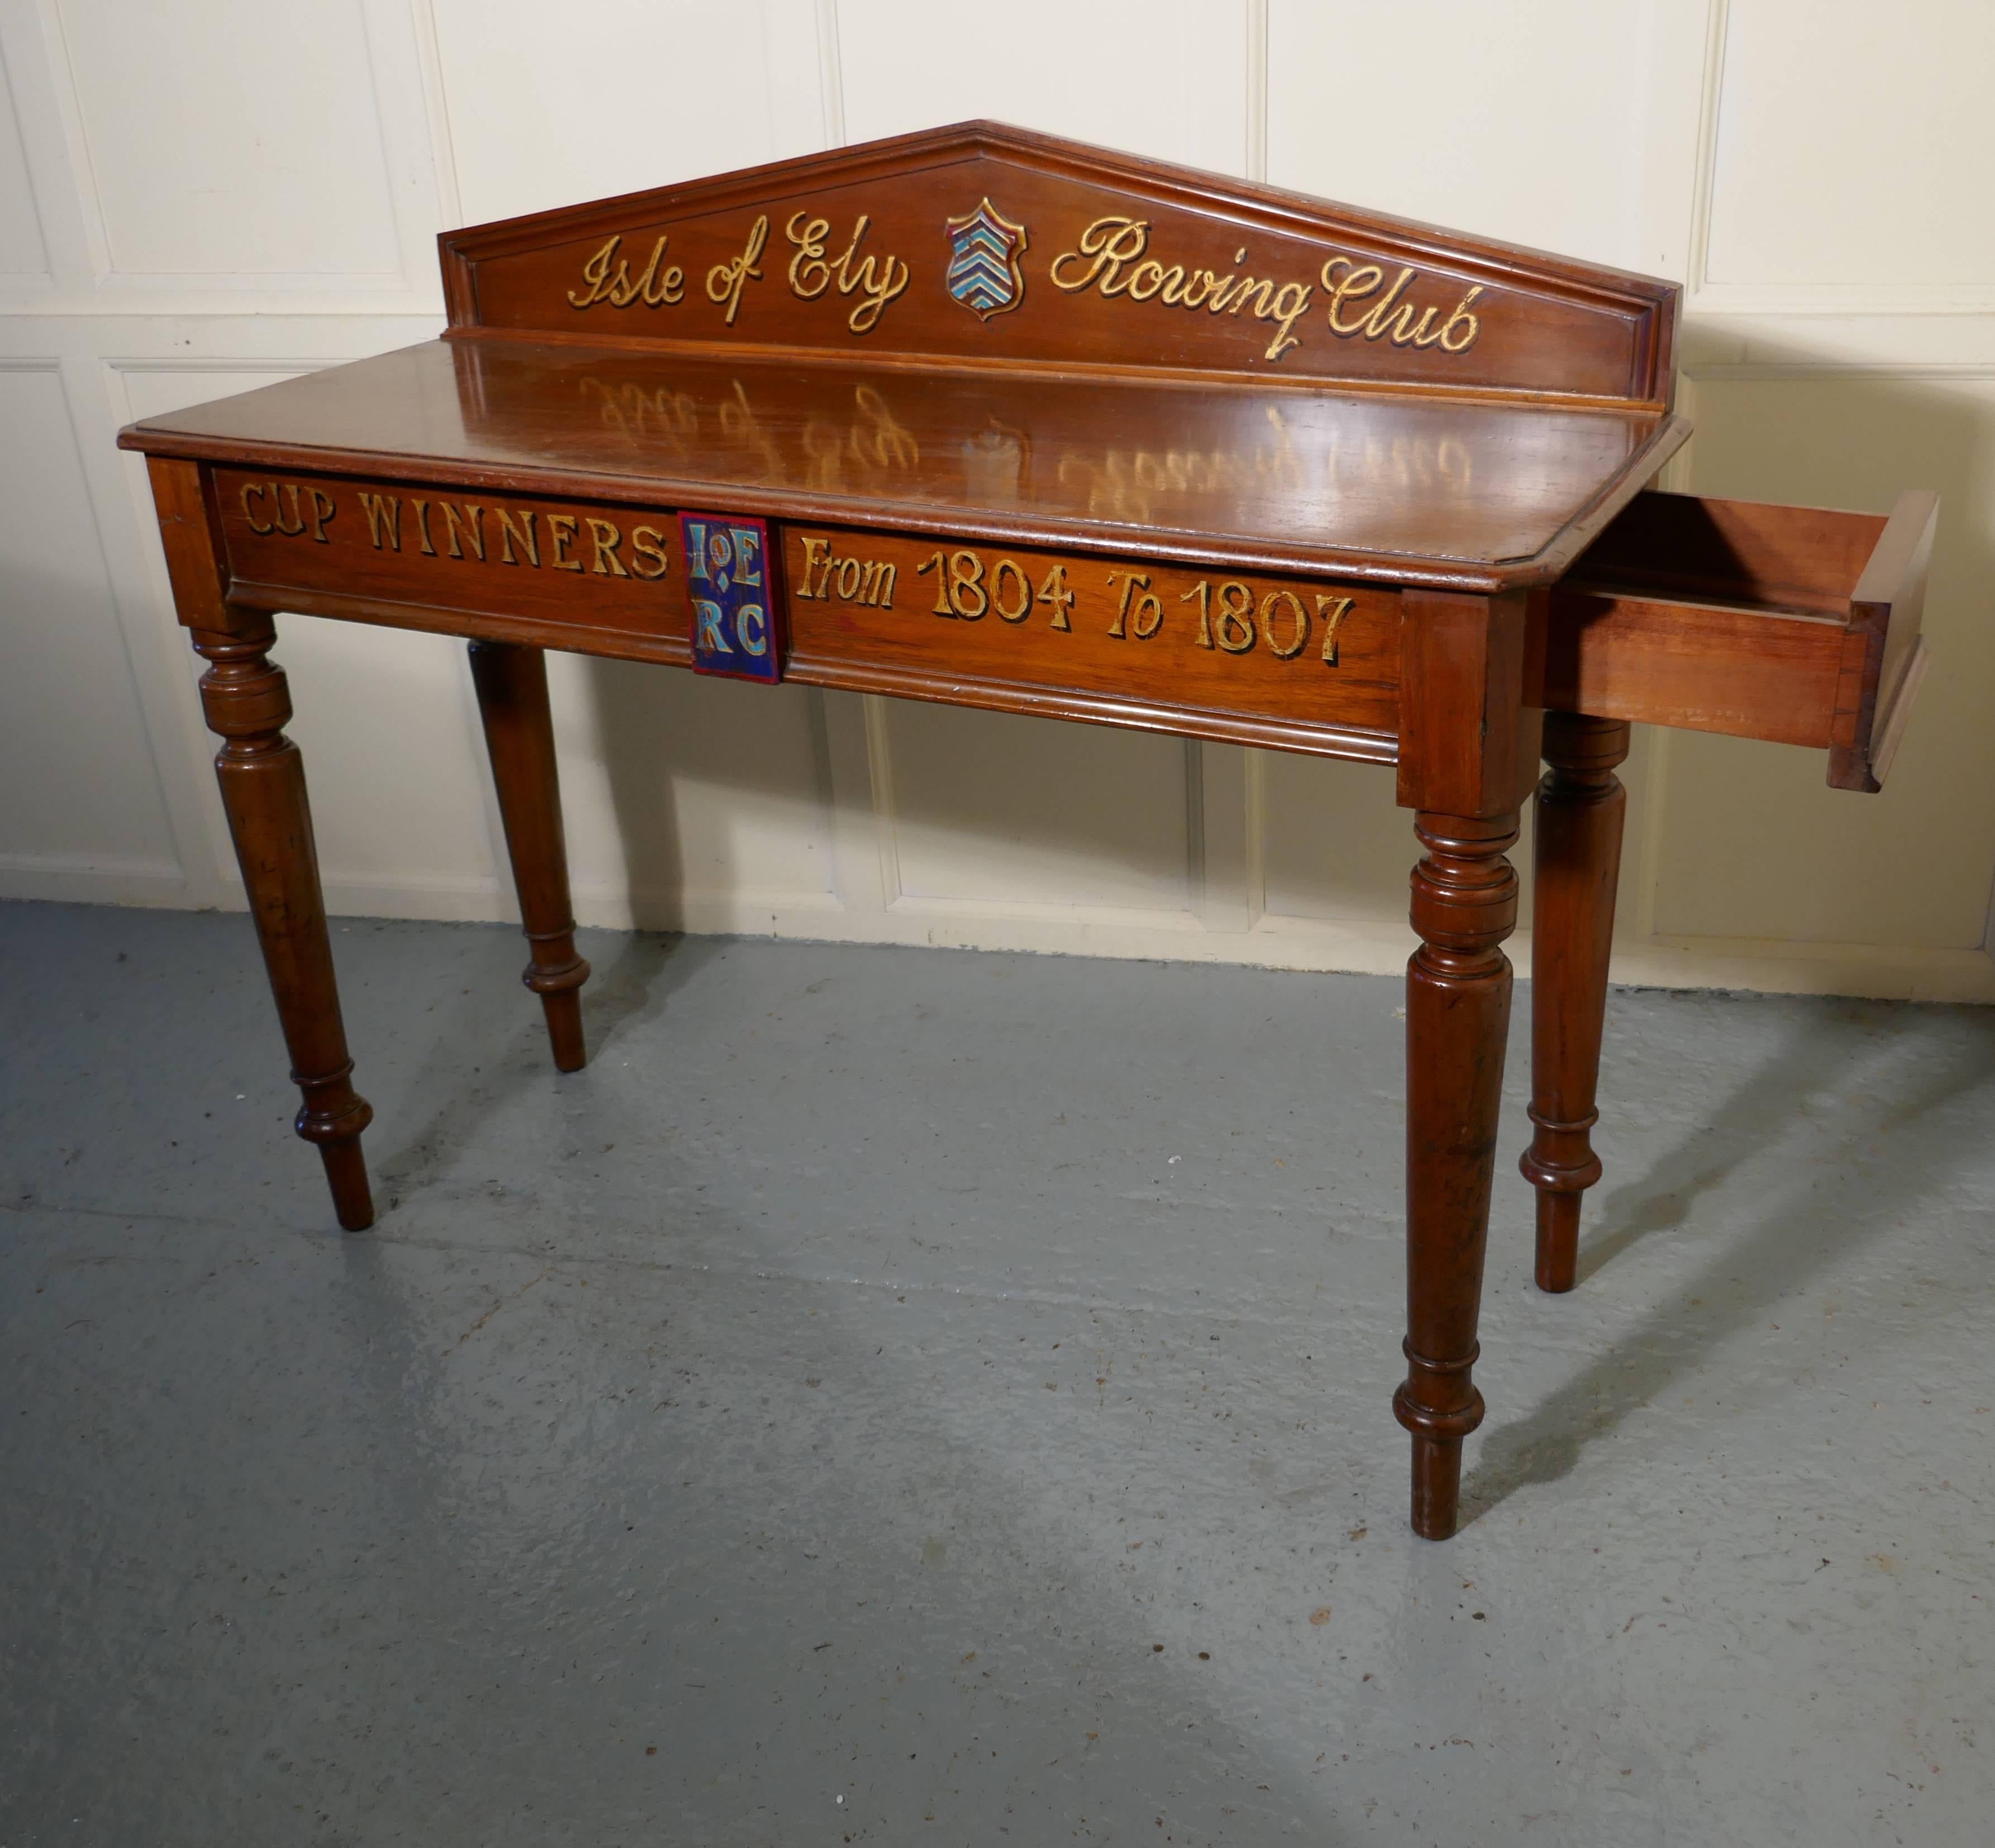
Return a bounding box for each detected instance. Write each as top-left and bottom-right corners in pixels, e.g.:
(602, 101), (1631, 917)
(1536, 488), (1935, 790)
(1563, 491), (1886, 617)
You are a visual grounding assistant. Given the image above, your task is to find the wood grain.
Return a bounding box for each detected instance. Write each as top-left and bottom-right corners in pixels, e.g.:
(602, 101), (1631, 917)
(1519, 715), (1630, 1293)
(784, 525), (1399, 744)
(192, 617), (374, 1230)
(1392, 586), (1535, 1540)
(126, 340), (1684, 595)
(114, 118), (1942, 1549)
(1541, 488), (1938, 784)
(1831, 488), (1939, 791)
(1396, 587), (1539, 817)
(1399, 801), (1521, 1542)
(144, 456), (237, 633)
(1558, 488), (1884, 615)
(443, 121), (1679, 404)
(1536, 588), (1847, 747)
(214, 466), (688, 639)
(468, 641), (591, 1072)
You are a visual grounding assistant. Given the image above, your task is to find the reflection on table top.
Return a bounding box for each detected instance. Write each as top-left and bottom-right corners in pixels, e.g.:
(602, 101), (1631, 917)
(127, 335), (1682, 585)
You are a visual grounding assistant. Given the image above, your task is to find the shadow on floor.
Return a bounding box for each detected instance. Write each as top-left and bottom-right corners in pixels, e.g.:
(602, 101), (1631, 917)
(1461, 1004), (1995, 1525)
(1572, 1004), (1889, 1288)
(367, 928), (714, 1207)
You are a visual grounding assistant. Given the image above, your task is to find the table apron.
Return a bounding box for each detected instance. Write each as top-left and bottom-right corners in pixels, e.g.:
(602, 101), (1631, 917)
(211, 465), (1404, 765)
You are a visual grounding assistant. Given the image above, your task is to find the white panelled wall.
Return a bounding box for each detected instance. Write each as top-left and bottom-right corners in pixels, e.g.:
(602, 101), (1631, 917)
(2, 1), (1991, 999)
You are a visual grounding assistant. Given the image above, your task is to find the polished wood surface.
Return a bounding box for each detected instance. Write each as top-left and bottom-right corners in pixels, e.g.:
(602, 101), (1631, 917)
(1540, 487), (1936, 789)
(442, 122), (1679, 404)
(1400, 805), (1517, 1536)
(127, 338), (1681, 592)
(1837, 488), (1937, 792)
(1392, 586), (1539, 1537)
(1521, 714), (1631, 1292)
(192, 617), (374, 1231)
(783, 526), (1399, 760)
(468, 641), (591, 1072)
(116, 123), (1934, 1543)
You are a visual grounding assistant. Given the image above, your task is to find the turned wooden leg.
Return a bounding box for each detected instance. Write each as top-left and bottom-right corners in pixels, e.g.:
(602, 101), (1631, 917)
(1519, 714), (1630, 1293)
(467, 640), (590, 1071)
(1395, 810), (1520, 1540)
(193, 620), (375, 1231)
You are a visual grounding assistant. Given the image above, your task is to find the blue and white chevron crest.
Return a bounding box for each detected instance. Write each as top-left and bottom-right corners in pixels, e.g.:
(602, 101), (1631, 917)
(944, 198), (1028, 321)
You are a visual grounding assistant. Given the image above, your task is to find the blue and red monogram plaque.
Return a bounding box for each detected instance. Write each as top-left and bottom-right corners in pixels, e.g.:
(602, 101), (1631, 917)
(681, 511), (783, 682)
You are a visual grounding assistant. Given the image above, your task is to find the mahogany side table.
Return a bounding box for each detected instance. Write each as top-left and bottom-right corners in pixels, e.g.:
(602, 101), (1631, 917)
(120, 123), (1933, 1538)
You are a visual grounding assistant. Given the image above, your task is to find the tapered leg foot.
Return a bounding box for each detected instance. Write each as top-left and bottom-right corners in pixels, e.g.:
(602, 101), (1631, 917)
(1519, 714), (1629, 1292)
(469, 641), (591, 1072)
(1397, 809), (1519, 1541)
(194, 619), (375, 1233)
(1397, 1344), (1485, 1540)
(535, 981), (587, 1074)
(317, 1133), (375, 1232)
(1409, 1439), (1459, 1541)
(1534, 1190), (1581, 1293)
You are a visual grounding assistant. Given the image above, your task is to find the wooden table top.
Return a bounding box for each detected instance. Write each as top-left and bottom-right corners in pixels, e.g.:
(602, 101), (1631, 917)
(125, 337), (1680, 591)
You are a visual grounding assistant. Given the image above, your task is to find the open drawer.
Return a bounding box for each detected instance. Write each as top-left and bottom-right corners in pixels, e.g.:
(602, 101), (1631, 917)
(1534, 487), (1937, 790)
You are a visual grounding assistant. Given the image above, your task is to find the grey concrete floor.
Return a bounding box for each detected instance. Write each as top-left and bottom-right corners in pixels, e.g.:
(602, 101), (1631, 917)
(3, 901), (1993, 1846)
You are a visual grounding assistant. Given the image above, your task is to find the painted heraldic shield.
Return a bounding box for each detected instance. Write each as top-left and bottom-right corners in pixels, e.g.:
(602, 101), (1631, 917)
(944, 198), (1028, 321)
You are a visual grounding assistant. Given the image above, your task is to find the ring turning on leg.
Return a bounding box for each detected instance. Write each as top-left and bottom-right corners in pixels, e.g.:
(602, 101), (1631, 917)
(1399, 809), (1520, 1540)
(193, 619), (375, 1231)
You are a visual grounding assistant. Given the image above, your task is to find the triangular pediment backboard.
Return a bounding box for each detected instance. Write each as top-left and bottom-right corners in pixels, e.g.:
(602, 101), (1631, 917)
(441, 122), (1676, 408)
